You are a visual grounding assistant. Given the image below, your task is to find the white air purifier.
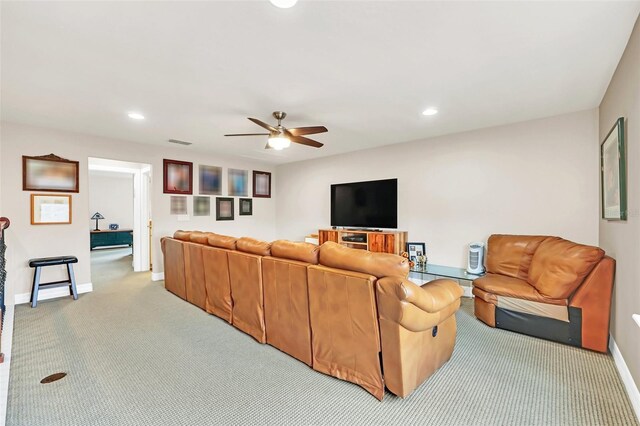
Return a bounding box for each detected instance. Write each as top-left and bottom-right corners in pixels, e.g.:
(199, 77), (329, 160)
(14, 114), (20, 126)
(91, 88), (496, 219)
(467, 242), (486, 274)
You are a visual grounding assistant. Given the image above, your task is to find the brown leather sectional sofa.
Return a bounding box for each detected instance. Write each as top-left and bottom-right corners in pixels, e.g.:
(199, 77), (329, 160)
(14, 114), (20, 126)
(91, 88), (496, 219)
(472, 235), (615, 352)
(161, 231), (464, 400)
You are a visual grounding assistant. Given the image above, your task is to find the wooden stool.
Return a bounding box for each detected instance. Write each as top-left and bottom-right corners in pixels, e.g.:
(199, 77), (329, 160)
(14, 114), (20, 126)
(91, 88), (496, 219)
(28, 256), (78, 308)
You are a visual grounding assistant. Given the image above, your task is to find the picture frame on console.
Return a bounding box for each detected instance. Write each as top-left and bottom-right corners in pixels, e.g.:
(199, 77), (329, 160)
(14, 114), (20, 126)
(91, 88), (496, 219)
(600, 117), (626, 221)
(406, 242), (426, 264)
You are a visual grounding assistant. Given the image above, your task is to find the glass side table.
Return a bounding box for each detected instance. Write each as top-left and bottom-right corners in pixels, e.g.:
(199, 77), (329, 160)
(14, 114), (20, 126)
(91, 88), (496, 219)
(409, 264), (485, 296)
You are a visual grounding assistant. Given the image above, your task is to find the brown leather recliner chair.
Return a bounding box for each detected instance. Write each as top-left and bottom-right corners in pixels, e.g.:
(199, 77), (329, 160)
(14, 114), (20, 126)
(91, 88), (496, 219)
(228, 237), (272, 343)
(308, 242), (463, 400)
(262, 240), (319, 367)
(472, 235), (615, 352)
(376, 277), (463, 398)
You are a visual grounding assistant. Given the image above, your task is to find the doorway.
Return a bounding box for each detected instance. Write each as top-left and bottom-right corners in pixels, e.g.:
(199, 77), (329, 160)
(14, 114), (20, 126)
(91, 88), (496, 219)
(88, 158), (152, 275)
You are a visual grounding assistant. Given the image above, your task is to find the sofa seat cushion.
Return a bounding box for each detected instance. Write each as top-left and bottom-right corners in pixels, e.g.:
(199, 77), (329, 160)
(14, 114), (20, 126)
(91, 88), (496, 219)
(528, 238), (605, 299)
(473, 273), (566, 306)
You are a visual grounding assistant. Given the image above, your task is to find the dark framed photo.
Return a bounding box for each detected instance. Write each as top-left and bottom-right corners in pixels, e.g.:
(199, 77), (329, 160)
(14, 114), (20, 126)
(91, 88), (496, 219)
(253, 170), (271, 198)
(406, 242), (426, 262)
(228, 169), (248, 197)
(216, 197), (234, 221)
(163, 159), (192, 194)
(601, 117), (626, 220)
(23, 154), (79, 193)
(193, 196), (210, 216)
(199, 165), (222, 195)
(239, 198), (253, 216)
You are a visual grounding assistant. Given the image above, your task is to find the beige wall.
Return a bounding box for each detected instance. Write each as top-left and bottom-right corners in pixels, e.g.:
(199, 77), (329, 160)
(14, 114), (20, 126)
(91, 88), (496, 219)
(276, 109), (599, 267)
(88, 171), (134, 230)
(599, 16), (640, 389)
(0, 122), (276, 301)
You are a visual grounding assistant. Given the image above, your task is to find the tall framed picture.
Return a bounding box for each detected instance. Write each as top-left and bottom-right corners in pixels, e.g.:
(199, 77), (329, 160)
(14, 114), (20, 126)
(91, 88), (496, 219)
(163, 159), (192, 194)
(199, 165), (222, 195)
(601, 117), (626, 220)
(239, 198), (253, 216)
(253, 170), (271, 198)
(228, 169), (248, 197)
(216, 197), (234, 221)
(23, 154), (79, 193)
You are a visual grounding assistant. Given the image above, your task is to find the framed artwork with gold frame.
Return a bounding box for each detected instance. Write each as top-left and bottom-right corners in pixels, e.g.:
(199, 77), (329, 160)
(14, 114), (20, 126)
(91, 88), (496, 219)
(31, 194), (72, 225)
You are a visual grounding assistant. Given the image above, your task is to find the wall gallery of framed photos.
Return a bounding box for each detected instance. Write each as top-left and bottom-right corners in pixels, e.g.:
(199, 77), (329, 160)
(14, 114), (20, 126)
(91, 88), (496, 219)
(163, 158), (271, 221)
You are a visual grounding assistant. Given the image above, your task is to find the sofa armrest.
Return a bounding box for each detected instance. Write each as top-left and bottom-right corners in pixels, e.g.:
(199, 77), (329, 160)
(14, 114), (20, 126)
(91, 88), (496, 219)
(377, 277), (463, 332)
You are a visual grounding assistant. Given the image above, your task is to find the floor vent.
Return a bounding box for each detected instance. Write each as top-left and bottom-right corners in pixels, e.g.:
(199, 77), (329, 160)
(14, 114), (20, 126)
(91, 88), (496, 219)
(168, 139), (192, 146)
(40, 372), (67, 384)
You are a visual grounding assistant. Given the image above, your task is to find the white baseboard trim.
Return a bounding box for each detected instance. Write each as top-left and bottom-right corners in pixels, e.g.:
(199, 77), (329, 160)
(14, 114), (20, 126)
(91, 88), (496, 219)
(610, 336), (640, 421)
(151, 272), (164, 282)
(0, 303), (15, 426)
(14, 282), (93, 305)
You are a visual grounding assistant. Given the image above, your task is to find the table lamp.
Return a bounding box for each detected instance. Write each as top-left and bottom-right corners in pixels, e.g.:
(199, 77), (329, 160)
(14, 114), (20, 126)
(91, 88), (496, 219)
(91, 212), (105, 231)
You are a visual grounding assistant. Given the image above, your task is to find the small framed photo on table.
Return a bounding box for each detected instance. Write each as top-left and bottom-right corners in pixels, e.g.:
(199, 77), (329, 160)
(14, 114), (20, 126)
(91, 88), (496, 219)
(406, 242), (426, 263)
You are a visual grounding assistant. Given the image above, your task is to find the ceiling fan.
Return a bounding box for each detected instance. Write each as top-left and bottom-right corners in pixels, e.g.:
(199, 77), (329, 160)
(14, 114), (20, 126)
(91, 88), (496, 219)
(224, 111), (327, 150)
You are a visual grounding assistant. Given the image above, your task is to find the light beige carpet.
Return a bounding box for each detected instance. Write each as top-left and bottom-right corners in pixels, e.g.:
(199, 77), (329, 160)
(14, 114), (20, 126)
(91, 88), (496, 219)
(6, 248), (638, 425)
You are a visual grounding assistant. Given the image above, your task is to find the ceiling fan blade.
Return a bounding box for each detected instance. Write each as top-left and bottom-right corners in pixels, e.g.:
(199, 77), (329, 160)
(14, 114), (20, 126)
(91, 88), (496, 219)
(224, 133), (270, 137)
(288, 134), (324, 148)
(248, 117), (278, 132)
(286, 126), (328, 136)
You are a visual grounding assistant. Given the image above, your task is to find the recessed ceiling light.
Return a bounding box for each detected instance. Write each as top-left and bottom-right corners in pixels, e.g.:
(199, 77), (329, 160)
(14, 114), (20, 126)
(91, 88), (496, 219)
(127, 112), (145, 120)
(270, 0), (298, 8)
(422, 108), (438, 116)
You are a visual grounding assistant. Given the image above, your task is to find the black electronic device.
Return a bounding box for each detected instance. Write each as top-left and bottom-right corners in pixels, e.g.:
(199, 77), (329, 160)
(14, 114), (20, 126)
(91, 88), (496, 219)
(341, 234), (367, 243)
(330, 178), (398, 229)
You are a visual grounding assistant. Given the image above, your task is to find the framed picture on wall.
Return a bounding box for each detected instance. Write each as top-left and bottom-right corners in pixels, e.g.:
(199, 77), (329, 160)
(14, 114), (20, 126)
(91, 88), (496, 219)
(170, 196), (188, 215)
(253, 170), (271, 198)
(228, 169), (248, 196)
(239, 198), (253, 216)
(216, 197), (234, 221)
(23, 154), (79, 193)
(199, 165), (222, 195)
(193, 196), (210, 216)
(601, 117), (626, 220)
(31, 194), (72, 225)
(163, 159), (192, 194)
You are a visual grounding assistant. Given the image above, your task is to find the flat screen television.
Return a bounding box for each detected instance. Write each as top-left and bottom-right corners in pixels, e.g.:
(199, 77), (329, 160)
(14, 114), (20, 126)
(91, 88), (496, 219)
(330, 178), (398, 229)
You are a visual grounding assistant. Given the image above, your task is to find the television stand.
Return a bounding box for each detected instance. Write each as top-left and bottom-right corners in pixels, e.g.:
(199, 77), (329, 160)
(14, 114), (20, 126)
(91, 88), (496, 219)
(318, 229), (407, 255)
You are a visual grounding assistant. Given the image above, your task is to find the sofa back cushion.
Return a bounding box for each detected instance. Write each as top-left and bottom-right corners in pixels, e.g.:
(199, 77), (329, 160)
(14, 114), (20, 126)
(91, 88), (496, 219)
(528, 238), (605, 299)
(189, 232), (210, 245)
(173, 230), (192, 241)
(207, 233), (238, 250)
(271, 240), (319, 264)
(236, 237), (271, 256)
(318, 241), (409, 279)
(486, 235), (548, 279)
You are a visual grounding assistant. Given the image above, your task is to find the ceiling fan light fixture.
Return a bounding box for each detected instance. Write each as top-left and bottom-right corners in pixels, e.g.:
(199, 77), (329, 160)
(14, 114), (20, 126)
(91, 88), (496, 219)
(268, 134), (291, 150)
(270, 0), (298, 8)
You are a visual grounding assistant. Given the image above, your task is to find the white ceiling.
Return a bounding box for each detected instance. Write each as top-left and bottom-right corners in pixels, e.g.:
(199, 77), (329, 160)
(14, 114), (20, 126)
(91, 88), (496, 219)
(2, 1), (639, 164)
